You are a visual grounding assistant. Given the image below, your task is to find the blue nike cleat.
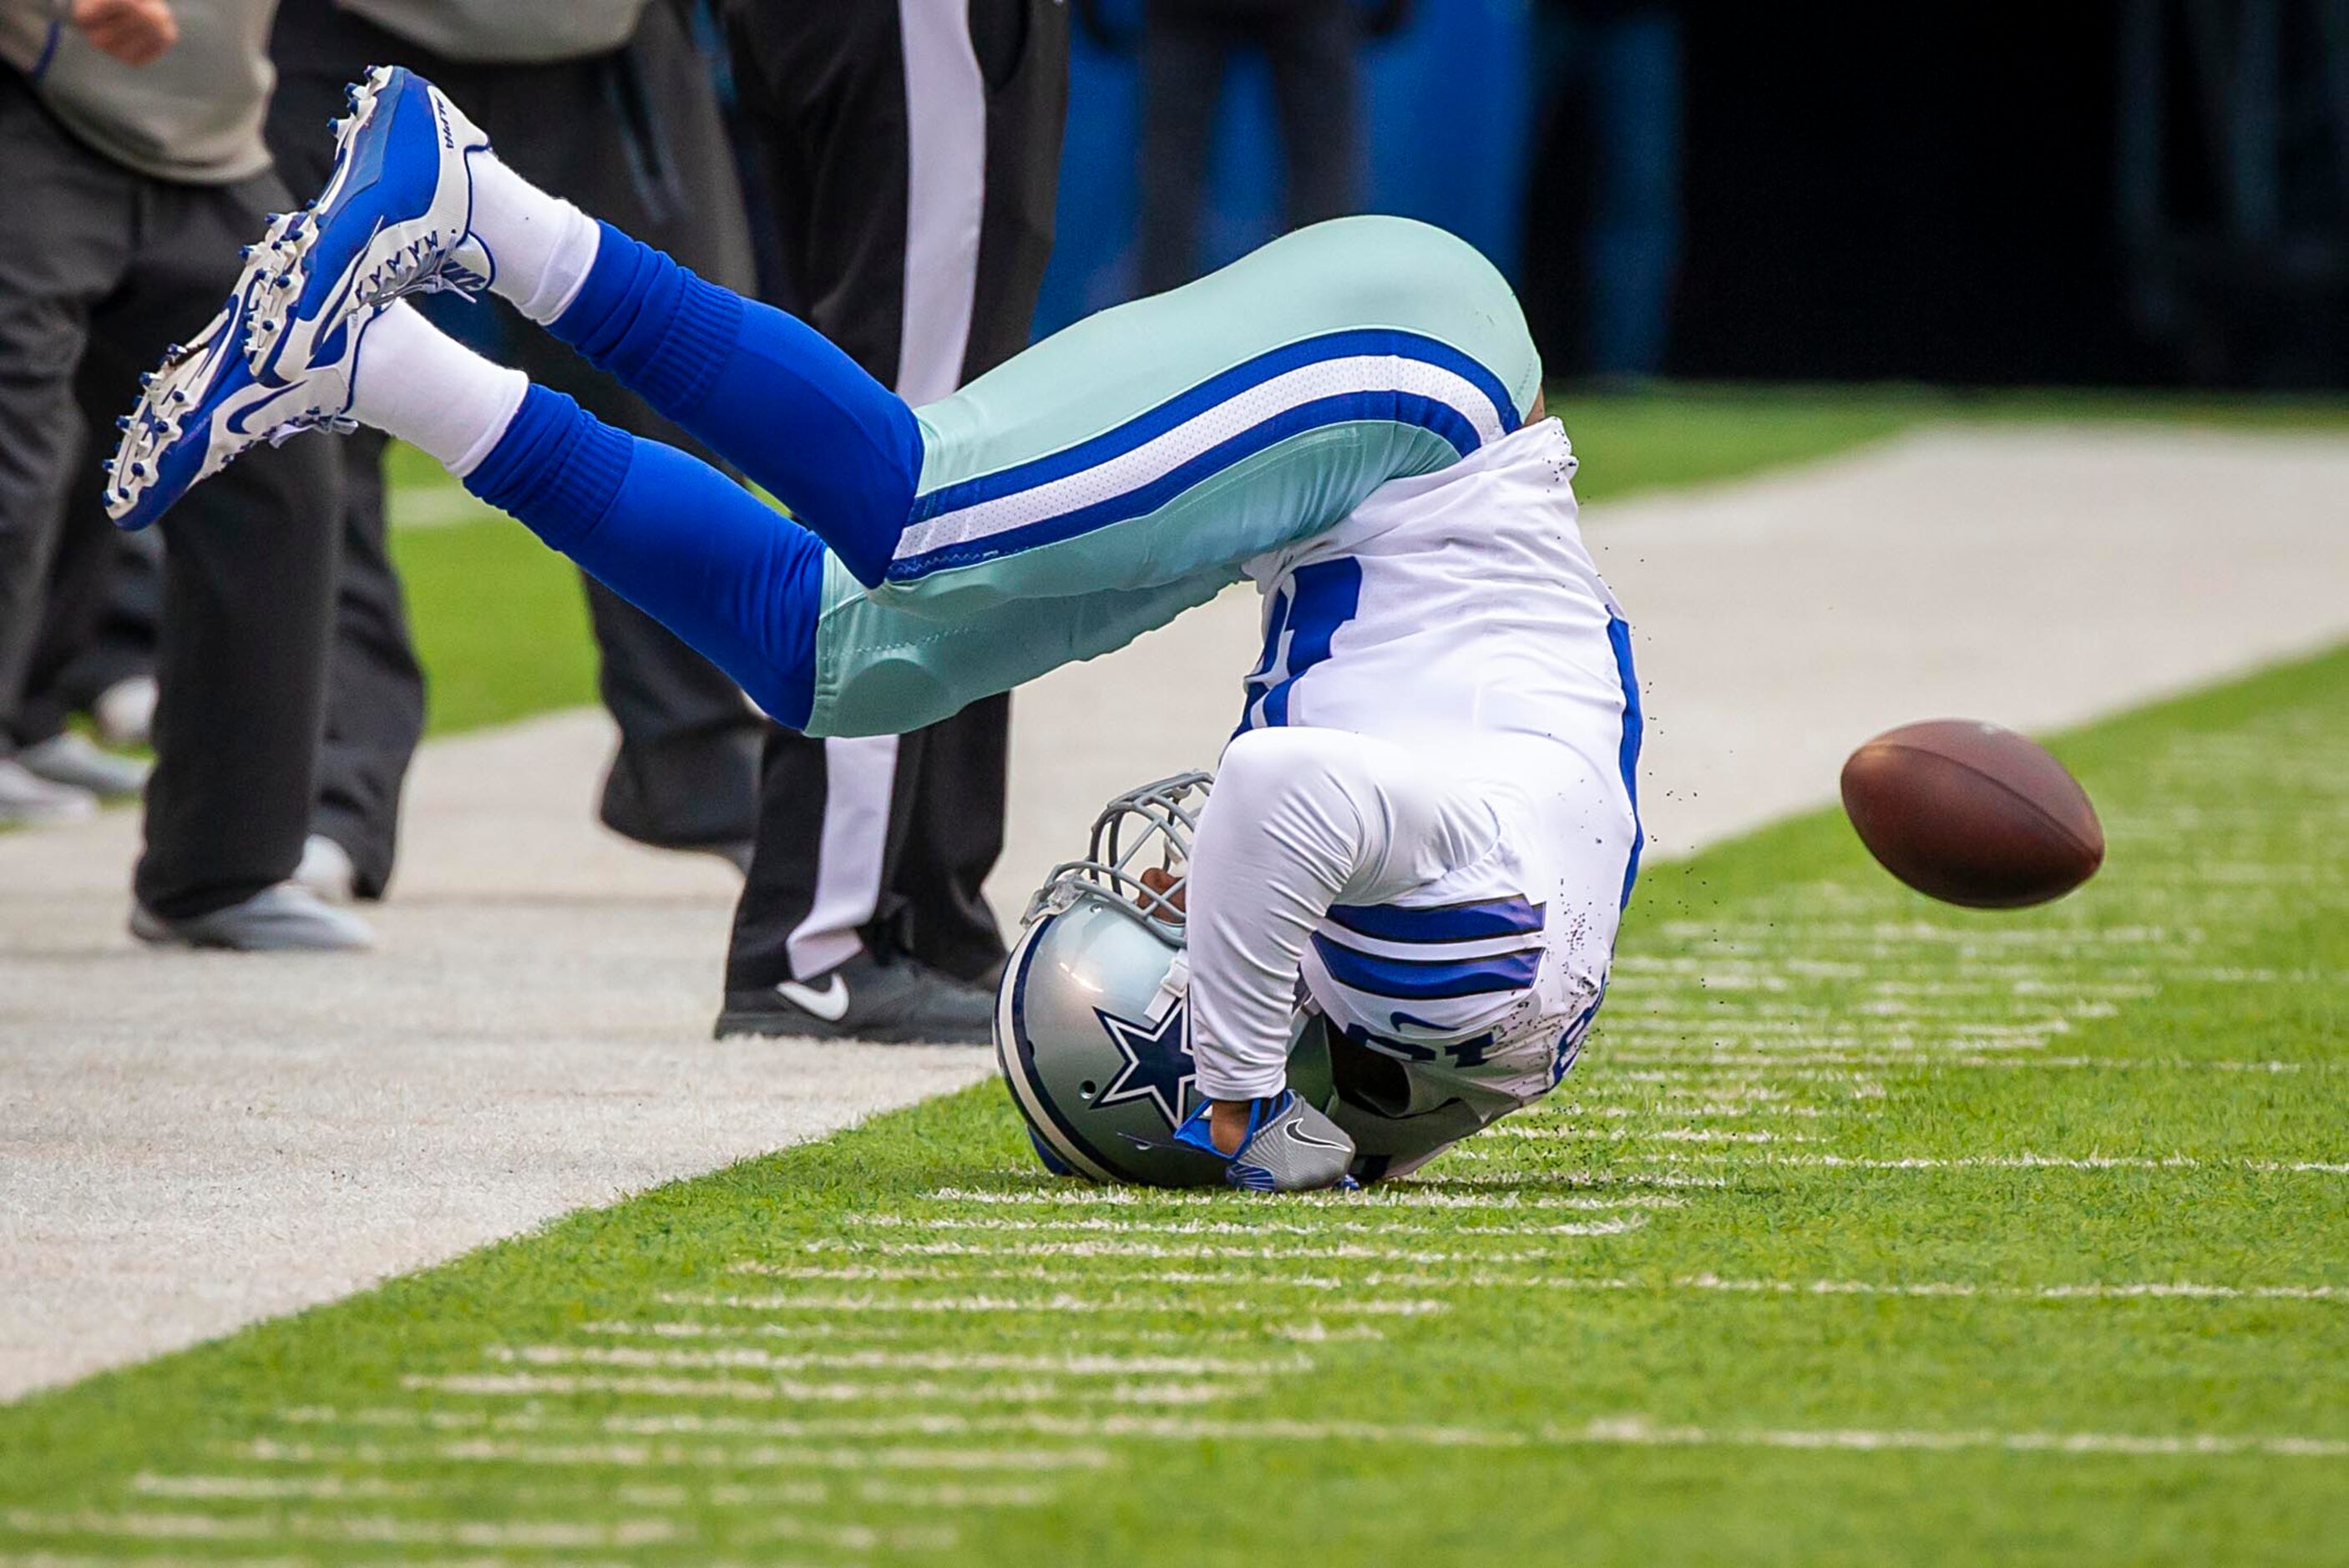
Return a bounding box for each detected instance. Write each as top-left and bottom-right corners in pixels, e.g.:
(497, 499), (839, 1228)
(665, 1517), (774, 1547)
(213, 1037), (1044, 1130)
(104, 217), (377, 533)
(1173, 1090), (1361, 1194)
(244, 64), (492, 380)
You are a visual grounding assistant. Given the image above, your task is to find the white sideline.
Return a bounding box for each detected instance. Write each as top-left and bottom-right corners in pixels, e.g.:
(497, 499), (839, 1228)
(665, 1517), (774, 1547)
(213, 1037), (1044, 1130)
(7, 422), (2349, 1401)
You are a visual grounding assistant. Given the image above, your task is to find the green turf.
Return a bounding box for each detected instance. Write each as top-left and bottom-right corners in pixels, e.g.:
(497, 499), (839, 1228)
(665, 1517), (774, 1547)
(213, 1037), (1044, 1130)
(5, 640), (2345, 1564)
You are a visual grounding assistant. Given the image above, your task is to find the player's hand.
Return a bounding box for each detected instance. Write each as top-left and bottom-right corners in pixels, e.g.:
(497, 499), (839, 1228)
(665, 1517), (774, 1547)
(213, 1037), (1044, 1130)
(1139, 867), (1188, 919)
(73, 0), (179, 67)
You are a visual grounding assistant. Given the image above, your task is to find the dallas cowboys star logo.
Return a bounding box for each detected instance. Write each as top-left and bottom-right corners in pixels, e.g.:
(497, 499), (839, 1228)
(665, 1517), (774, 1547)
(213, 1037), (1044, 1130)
(1092, 1001), (1196, 1130)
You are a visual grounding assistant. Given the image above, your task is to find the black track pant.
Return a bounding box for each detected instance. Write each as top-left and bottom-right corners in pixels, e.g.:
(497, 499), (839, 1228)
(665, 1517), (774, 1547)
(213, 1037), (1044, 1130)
(718, 0), (1068, 989)
(0, 72), (338, 920)
(267, 0), (767, 896)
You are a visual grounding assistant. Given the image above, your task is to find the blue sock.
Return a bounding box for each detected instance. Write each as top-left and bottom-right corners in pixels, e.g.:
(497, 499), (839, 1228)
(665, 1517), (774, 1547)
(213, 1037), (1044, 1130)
(464, 385), (825, 731)
(547, 223), (923, 589)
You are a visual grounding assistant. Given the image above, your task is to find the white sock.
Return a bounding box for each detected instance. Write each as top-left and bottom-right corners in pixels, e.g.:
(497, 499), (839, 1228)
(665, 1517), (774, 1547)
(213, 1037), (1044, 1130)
(468, 151), (601, 324)
(351, 301), (529, 477)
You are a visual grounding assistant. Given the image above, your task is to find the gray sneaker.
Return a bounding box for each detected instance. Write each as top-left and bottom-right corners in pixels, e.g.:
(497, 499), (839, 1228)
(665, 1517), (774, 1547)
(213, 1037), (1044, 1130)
(92, 675), (157, 747)
(1176, 1090), (1360, 1193)
(19, 732), (149, 801)
(0, 758), (97, 828)
(130, 883), (374, 952)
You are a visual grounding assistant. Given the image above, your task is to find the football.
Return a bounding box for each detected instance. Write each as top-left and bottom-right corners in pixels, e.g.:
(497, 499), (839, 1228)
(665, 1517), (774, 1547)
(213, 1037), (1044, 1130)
(1840, 720), (2105, 908)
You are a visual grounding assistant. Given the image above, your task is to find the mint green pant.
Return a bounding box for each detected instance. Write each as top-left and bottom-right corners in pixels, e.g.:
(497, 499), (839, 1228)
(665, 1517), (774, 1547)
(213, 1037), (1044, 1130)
(805, 215), (1541, 737)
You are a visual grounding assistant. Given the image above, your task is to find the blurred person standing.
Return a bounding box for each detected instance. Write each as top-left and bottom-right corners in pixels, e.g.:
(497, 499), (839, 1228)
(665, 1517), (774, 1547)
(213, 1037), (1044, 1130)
(1132, 0), (1400, 294)
(0, 0), (367, 947)
(711, 0), (1067, 1041)
(4, 438), (153, 811)
(266, 0), (764, 901)
(1525, 0), (1681, 378)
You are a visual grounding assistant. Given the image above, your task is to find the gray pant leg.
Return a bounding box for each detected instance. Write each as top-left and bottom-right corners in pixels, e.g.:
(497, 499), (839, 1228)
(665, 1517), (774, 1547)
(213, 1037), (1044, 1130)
(270, 5), (763, 867)
(12, 356), (119, 748)
(494, 5), (765, 852)
(266, 58), (427, 893)
(309, 425), (425, 895)
(111, 173), (341, 920)
(0, 78), (128, 758)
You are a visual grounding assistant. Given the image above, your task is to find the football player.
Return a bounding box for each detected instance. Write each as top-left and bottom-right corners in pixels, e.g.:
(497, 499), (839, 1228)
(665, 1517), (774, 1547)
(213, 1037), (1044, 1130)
(106, 67), (1643, 1192)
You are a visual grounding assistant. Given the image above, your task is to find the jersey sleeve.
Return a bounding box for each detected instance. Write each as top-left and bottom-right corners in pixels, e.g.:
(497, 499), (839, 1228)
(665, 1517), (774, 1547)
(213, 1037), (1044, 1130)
(1182, 726), (1500, 1100)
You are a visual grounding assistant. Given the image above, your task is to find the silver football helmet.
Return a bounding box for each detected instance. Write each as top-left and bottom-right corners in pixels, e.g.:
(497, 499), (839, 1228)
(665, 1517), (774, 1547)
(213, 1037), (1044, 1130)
(994, 772), (1487, 1186)
(995, 773), (1233, 1186)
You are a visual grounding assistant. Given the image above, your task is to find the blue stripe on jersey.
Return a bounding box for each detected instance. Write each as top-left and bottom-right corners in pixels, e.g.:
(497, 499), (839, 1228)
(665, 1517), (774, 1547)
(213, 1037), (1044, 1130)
(1309, 933), (1542, 1000)
(1325, 895), (1546, 943)
(1240, 557), (1361, 730)
(908, 328), (1518, 525)
(1550, 982), (1607, 1086)
(1543, 620), (1643, 1090)
(1608, 615), (1645, 907)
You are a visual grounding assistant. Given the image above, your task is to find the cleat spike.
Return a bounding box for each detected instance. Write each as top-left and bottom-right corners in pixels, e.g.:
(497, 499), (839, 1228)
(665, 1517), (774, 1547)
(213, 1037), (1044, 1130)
(102, 458), (116, 473)
(139, 372), (154, 388)
(114, 415), (130, 431)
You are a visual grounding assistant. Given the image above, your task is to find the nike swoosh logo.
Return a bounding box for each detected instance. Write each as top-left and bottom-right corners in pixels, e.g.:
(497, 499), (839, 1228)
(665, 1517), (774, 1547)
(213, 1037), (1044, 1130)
(1283, 1122), (1349, 1153)
(222, 380), (310, 438)
(776, 975), (851, 1023)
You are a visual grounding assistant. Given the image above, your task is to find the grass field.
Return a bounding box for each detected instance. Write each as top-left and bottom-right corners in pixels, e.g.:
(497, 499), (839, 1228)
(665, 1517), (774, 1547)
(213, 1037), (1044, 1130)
(5, 631), (2343, 1563)
(383, 384), (2349, 738)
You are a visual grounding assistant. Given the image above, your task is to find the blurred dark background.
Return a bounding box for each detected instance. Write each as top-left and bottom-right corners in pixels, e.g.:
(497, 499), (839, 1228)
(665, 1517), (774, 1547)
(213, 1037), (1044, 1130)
(1050, 0), (2349, 389)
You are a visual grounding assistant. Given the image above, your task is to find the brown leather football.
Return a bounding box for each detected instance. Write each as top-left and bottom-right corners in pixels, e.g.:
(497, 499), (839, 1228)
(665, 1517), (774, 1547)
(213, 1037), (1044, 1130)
(1840, 720), (2104, 908)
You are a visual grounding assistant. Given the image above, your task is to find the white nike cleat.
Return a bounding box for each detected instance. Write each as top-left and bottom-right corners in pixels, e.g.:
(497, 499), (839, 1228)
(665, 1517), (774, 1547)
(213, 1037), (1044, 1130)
(103, 219), (377, 533)
(244, 64), (494, 381)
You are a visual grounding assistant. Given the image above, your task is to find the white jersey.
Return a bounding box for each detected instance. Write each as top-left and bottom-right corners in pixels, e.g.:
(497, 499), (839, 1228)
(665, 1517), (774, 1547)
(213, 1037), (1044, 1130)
(1184, 418), (1642, 1171)
(1237, 417), (1630, 757)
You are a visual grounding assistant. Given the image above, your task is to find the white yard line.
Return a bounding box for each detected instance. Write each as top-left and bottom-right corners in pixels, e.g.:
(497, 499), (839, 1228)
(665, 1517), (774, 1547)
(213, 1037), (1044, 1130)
(670, 1265), (2348, 1302)
(245, 1435), (1116, 1472)
(253, 1407), (2349, 1461)
(654, 1290), (1446, 1317)
(918, 1186), (1684, 1208)
(490, 1343), (1313, 1377)
(8, 423), (2349, 1400)
(1627, 1153), (2349, 1174)
(403, 1372), (1227, 1406)
(2, 1509), (682, 1548)
(843, 1213), (1658, 1234)
(747, 1232), (1637, 1263)
(579, 1318), (1376, 1346)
